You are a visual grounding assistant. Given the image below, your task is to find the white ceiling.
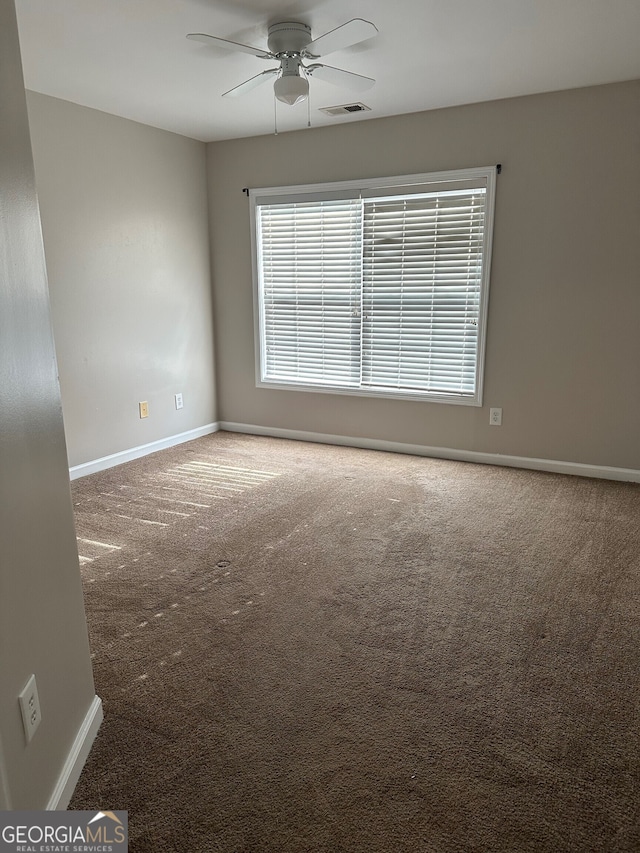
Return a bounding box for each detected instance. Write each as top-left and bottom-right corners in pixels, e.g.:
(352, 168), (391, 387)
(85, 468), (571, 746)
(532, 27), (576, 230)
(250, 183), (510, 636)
(15, 0), (640, 142)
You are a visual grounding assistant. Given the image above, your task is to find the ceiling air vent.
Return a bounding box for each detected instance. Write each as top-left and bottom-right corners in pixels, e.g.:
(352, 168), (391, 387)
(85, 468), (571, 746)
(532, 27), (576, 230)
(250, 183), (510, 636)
(319, 102), (371, 116)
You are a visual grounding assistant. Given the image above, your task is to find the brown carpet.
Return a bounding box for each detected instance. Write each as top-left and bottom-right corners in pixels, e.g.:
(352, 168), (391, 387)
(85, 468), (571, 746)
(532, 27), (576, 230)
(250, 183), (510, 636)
(68, 431), (640, 852)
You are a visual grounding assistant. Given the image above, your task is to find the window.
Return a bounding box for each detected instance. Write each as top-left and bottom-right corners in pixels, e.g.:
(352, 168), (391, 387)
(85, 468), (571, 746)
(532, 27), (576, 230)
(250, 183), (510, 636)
(250, 167), (496, 406)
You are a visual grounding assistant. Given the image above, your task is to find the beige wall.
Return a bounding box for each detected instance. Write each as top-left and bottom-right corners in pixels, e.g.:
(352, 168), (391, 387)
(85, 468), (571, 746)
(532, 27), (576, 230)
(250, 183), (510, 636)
(207, 80), (640, 471)
(26, 92), (216, 469)
(0, 1), (97, 808)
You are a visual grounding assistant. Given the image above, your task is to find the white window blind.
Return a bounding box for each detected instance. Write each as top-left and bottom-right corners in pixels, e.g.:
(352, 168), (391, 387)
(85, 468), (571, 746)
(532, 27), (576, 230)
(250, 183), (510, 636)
(258, 199), (362, 386)
(252, 168), (496, 405)
(361, 189), (486, 395)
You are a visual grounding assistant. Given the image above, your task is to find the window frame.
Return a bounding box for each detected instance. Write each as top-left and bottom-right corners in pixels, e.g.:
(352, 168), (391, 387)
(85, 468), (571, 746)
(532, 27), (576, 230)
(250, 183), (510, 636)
(250, 166), (497, 407)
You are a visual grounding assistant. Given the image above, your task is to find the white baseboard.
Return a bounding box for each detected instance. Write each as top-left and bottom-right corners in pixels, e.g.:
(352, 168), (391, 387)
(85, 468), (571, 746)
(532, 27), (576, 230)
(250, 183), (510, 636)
(219, 421), (640, 484)
(69, 423), (220, 480)
(47, 695), (103, 810)
(67, 419), (639, 484)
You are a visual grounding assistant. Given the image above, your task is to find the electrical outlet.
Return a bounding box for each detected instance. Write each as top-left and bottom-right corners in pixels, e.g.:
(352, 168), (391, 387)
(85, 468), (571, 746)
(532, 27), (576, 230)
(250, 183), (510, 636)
(139, 401), (149, 419)
(175, 393), (184, 410)
(18, 674), (42, 743)
(489, 407), (503, 426)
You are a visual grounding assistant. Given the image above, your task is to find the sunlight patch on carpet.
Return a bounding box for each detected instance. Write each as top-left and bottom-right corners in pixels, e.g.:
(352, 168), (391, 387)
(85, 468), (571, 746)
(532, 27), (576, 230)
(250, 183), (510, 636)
(153, 459), (282, 499)
(77, 536), (123, 564)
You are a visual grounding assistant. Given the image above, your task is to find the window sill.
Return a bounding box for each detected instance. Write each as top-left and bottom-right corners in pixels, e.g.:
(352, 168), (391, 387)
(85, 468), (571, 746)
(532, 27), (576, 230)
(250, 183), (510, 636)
(256, 378), (482, 406)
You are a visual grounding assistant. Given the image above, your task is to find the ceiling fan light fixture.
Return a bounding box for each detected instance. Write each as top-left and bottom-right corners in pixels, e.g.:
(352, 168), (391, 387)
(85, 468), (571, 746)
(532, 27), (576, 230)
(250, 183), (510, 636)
(188, 18), (378, 107)
(274, 74), (309, 106)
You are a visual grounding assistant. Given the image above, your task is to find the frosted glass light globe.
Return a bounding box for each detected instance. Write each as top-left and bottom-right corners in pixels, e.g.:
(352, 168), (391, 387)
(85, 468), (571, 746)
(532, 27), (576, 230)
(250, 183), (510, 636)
(274, 75), (309, 106)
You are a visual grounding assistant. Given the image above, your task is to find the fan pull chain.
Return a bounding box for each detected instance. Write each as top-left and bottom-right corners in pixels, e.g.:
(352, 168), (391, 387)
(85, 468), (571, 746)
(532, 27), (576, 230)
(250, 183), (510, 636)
(274, 93), (278, 136)
(307, 90), (311, 128)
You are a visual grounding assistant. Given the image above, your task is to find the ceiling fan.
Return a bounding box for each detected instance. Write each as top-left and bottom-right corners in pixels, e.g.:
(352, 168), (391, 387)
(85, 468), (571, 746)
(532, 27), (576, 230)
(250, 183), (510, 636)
(187, 18), (378, 106)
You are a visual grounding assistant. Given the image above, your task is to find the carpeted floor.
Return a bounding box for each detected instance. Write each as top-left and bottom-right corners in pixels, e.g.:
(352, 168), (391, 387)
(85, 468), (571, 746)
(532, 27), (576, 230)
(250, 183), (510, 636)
(69, 431), (640, 852)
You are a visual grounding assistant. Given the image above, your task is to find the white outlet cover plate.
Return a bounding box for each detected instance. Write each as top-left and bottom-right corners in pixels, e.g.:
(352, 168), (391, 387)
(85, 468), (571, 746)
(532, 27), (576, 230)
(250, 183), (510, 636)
(18, 674), (42, 743)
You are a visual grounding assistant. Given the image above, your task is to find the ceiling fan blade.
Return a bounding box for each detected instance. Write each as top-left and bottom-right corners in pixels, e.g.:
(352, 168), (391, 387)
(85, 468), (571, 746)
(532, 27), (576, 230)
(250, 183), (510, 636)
(222, 69), (279, 98)
(187, 33), (274, 59)
(306, 63), (375, 92)
(305, 19), (378, 58)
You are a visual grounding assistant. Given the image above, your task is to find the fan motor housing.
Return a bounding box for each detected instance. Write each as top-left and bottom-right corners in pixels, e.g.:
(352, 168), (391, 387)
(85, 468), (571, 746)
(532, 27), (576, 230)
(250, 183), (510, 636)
(267, 21), (312, 55)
